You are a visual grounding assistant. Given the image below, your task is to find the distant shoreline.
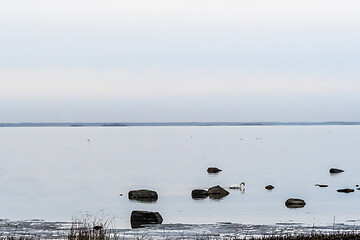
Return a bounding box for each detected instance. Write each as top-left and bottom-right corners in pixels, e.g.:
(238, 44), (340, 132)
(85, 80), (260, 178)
(0, 121), (360, 127)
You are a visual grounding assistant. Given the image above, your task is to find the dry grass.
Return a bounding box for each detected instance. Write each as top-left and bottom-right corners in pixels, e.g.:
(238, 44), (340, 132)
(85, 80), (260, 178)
(67, 215), (118, 240)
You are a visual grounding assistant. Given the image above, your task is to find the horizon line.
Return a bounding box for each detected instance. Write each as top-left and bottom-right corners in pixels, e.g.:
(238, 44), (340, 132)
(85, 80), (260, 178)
(1, 121), (360, 127)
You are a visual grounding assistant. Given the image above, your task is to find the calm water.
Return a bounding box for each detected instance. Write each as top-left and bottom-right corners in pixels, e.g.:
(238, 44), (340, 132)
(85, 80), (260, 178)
(0, 126), (359, 231)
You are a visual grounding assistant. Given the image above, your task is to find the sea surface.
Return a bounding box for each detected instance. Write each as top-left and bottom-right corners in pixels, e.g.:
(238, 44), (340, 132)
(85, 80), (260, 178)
(0, 125), (360, 237)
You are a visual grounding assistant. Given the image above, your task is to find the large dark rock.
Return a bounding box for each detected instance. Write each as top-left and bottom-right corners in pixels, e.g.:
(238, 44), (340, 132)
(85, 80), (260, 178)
(128, 189), (158, 202)
(191, 189), (209, 199)
(207, 167), (222, 174)
(329, 168), (344, 174)
(265, 185), (275, 190)
(337, 188), (354, 193)
(130, 211), (163, 229)
(208, 185), (229, 199)
(285, 198), (306, 208)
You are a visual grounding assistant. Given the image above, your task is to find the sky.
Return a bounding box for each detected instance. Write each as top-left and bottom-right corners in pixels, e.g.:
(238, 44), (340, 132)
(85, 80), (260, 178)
(1, 0), (360, 122)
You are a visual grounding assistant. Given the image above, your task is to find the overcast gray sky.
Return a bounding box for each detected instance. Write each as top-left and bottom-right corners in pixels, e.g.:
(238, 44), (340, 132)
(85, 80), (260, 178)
(1, 0), (359, 122)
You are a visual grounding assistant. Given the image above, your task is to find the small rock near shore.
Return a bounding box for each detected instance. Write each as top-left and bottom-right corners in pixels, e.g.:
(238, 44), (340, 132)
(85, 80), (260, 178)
(337, 188), (354, 193)
(285, 198), (306, 208)
(315, 184), (329, 188)
(93, 226), (103, 231)
(128, 189), (158, 202)
(207, 167), (222, 174)
(191, 189), (209, 199)
(329, 168), (344, 174)
(265, 185), (275, 190)
(208, 185), (229, 199)
(130, 211), (163, 229)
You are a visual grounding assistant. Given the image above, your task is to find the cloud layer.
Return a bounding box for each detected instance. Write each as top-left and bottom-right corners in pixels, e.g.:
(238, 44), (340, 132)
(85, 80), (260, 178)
(1, 0), (359, 122)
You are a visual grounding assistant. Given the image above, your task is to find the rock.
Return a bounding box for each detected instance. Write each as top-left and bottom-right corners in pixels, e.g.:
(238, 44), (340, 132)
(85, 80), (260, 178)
(128, 189), (158, 202)
(315, 184), (328, 188)
(329, 168), (344, 174)
(93, 226), (103, 231)
(207, 167), (222, 174)
(130, 211), (163, 229)
(208, 185), (229, 199)
(265, 185), (275, 190)
(337, 188), (354, 193)
(357, 188), (360, 191)
(191, 189), (209, 199)
(285, 198), (306, 208)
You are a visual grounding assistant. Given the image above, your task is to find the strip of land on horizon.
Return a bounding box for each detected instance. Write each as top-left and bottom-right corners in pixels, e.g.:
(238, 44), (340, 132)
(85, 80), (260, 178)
(0, 121), (359, 127)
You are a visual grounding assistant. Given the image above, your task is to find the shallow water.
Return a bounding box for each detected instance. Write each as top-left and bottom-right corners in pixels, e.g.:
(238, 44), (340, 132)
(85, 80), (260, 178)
(0, 126), (359, 233)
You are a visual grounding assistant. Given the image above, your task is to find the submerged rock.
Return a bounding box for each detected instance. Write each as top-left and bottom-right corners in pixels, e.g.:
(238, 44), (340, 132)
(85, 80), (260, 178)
(130, 211), (163, 229)
(315, 184), (329, 188)
(207, 167), (222, 174)
(191, 189), (209, 199)
(285, 198), (306, 208)
(265, 185), (275, 190)
(128, 189), (158, 202)
(329, 168), (344, 174)
(337, 188), (354, 193)
(208, 185), (229, 199)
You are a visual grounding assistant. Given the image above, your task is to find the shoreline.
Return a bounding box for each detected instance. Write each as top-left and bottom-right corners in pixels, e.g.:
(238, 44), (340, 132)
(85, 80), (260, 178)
(1, 219), (360, 239)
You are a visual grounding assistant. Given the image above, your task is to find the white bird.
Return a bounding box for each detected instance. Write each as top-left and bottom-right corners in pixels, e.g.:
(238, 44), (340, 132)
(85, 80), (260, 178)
(229, 182), (245, 190)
